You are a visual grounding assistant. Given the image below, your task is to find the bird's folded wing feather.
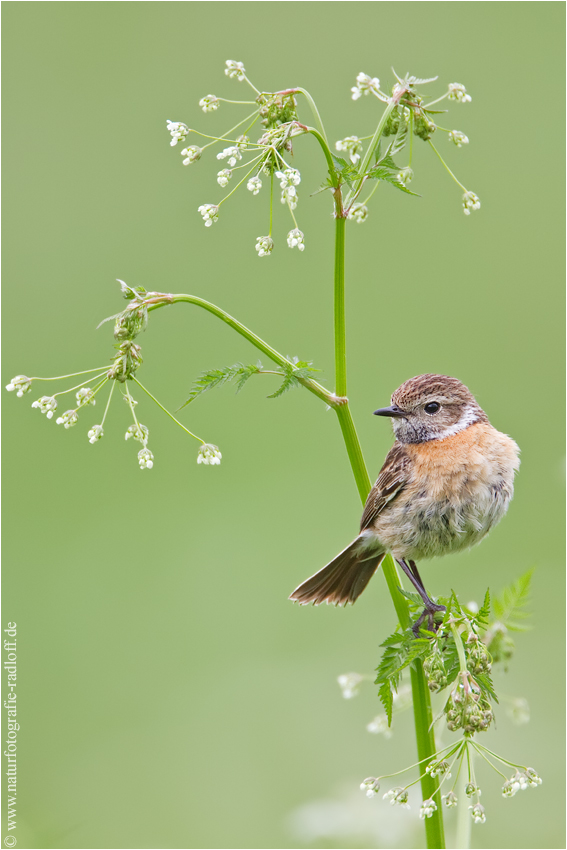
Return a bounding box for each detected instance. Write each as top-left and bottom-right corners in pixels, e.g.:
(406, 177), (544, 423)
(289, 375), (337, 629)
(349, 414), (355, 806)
(359, 442), (411, 531)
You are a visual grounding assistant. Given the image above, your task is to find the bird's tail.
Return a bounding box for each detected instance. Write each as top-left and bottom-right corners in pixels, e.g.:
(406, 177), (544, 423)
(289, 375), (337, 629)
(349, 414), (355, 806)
(289, 539), (385, 606)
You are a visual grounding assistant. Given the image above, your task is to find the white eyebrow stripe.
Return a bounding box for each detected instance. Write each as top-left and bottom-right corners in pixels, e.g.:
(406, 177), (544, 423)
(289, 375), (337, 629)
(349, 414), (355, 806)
(431, 405), (480, 441)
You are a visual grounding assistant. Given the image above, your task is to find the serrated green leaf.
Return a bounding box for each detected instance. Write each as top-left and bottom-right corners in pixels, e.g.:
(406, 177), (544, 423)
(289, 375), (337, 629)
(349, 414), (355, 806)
(475, 671), (499, 704)
(96, 311), (123, 330)
(378, 681), (394, 726)
(267, 372), (298, 398)
(493, 570), (533, 631)
(476, 589), (491, 626)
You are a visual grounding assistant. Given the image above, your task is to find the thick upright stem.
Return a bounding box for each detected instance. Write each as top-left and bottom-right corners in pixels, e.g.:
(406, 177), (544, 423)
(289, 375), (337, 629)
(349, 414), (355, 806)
(334, 217), (347, 398)
(332, 214), (445, 850)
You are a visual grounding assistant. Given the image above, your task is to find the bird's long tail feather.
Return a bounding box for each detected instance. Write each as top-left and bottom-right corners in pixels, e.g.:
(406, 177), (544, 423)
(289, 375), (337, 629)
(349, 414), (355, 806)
(289, 540), (385, 606)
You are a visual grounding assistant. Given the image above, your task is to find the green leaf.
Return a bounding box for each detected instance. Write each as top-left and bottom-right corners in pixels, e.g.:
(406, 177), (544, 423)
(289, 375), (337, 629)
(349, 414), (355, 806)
(378, 680), (394, 726)
(179, 362), (262, 409)
(475, 671), (499, 703)
(330, 154), (361, 186)
(476, 589), (491, 627)
(492, 569), (533, 631)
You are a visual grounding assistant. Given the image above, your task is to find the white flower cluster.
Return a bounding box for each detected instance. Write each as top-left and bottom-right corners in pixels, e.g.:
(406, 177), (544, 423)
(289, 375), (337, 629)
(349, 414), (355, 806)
(225, 60), (246, 81)
(442, 792), (458, 808)
(125, 423), (149, 443)
(217, 145), (243, 168)
(31, 396), (57, 419)
(397, 167), (414, 186)
(217, 169), (232, 187)
(425, 759), (451, 779)
(255, 236), (274, 257)
(448, 83), (472, 103)
(199, 95), (219, 113)
(383, 787), (410, 809)
(347, 203), (368, 224)
(359, 777), (380, 798)
(462, 191), (481, 215)
(449, 130), (469, 147)
(197, 443), (222, 465)
(337, 672), (362, 699)
(198, 204), (219, 227)
(419, 798), (437, 820)
(166, 120), (189, 147)
(366, 714), (392, 738)
(181, 146), (202, 166)
(88, 424), (104, 444)
(335, 136), (363, 165)
(138, 447), (154, 469)
(287, 229), (305, 251)
(76, 387), (96, 407)
(247, 175), (262, 195)
(56, 410), (78, 429)
(6, 375), (32, 397)
(276, 168), (301, 209)
(502, 768), (542, 797)
(469, 803), (486, 824)
(351, 72), (381, 100)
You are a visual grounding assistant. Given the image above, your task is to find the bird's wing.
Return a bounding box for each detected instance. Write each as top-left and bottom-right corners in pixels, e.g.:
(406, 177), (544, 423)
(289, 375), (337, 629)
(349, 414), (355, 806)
(360, 442), (412, 531)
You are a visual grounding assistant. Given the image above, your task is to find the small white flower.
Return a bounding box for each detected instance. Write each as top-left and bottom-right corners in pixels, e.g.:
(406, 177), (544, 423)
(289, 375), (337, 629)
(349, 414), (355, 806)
(525, 767), (542, 787)
(199, 94), (219, 113)
(197, 443), (222, 465)
(247, 175), (262, 195)
(6, 375), (32, 397)
(462, 190), (481, 215)
(335, 136), (363, 165)
(397, 167), (414, 185)
(275, 168), (301, 189)
(217, 145), (242, 168)
(181, 145), (202, 165)
(138, 447), (154, 469)
(351, 72), (381, 100)
(217, 169), (232, 188)
(76, 387), (96, 407)
(507, 697), (530, 726)
(426, 760), (451, 779)
(347, 203), (369, 224)
(87, 424), (104, 444)
(383, 787), (410, 809)
(465, 783), (481, 798)
(419, 798), (437, 819)
(281, 186), (298, 209)
(366, 715), (392, 738)
(31, 396), (58, 419)
(360, 777), (380, 798)
(448, 83), (472, 103)
(198, 204), (219, 227)
(337, 673), (363, 699)
(56, 410), (79, 429)
(125, 423), (149, 443)
(469, 803), (486, 824)
(166, 120), (189, 147)
(287, 229), (305, 251)
(255, 236), (274, 257)
(442, 792), (458, 808)
(123, 394), (138, 406)
(225, 60), (246, 80)
(449, 130), (469, 147)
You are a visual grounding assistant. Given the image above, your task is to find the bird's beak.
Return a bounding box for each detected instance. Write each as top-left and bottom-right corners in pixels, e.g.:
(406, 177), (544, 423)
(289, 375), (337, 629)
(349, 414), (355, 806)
(373, 404), (406, 418)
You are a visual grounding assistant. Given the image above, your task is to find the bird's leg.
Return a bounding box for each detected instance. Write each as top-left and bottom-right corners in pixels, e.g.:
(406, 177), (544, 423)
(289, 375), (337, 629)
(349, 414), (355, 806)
(396, 559), (445, 633)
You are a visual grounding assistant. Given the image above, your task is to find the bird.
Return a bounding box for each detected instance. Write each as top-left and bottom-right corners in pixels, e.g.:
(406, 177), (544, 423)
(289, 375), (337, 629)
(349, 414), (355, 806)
(289, 374), (520, 628)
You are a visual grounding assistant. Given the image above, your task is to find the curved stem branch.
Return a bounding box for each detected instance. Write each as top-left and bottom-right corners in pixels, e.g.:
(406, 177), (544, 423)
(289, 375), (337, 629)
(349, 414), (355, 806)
(146, 293), (336, 407)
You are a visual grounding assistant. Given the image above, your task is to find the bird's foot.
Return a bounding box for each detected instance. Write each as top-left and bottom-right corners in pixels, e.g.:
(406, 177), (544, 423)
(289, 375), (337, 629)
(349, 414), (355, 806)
(412, 602), (446, 636)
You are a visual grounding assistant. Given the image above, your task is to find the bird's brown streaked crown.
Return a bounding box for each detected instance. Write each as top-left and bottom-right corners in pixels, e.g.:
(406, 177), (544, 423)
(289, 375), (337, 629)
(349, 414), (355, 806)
(385, 374), (488, 444)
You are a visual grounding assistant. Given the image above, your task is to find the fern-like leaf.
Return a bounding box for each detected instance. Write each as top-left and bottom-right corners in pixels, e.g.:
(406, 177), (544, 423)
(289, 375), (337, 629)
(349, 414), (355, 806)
(493, 569), (533, 631)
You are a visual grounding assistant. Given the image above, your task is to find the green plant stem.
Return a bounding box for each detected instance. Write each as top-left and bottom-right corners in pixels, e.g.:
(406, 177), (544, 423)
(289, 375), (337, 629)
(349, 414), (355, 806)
(334, 217), (347, 397)
(331, 201), (445, 849)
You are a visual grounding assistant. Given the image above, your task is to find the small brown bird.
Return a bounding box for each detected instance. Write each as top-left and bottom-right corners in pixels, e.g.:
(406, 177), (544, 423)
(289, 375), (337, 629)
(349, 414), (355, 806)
(290, 374), (520, 626)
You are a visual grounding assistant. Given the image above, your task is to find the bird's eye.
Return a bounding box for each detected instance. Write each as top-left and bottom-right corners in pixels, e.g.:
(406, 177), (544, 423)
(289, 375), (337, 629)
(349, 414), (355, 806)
(424, 402), (441, 415)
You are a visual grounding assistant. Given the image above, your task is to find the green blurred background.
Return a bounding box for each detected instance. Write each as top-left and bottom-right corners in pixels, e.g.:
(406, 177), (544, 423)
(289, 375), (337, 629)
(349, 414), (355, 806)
(2, 3), (564, 848)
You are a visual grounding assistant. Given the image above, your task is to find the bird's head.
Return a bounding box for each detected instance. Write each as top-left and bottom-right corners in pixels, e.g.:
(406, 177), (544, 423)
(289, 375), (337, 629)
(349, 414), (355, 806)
(374, 374), (488, 444)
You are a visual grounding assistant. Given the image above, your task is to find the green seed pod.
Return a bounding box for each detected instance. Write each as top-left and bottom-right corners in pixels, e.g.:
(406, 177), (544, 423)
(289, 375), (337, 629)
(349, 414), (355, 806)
(413, 113), (436, 141)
